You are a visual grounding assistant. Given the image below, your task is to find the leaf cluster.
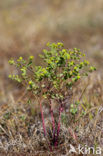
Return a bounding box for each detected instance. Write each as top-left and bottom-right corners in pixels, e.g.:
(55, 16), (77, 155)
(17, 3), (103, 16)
(8, 42), (96, 101)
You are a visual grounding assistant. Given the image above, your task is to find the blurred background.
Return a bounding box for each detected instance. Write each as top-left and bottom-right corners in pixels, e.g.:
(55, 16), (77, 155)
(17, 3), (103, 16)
(0, 0), (103, 104)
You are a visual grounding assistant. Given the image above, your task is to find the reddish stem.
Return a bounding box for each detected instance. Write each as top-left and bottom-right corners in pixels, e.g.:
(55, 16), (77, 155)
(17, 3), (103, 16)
(39, 99), (46, 136)
(49, 99), (55, 139)
(55, 104), (63, 146)
(39, 99), (53, 151)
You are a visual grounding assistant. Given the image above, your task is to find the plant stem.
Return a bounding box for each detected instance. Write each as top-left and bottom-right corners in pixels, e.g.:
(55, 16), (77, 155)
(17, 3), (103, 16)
(39, 99), (46, 136)
(49, 99), (55, 139)
(55, 102), (63, 146)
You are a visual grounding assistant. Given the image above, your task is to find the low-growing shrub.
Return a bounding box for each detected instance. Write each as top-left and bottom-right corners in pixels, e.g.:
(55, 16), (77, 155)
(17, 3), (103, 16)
(8, 42), (96, 147)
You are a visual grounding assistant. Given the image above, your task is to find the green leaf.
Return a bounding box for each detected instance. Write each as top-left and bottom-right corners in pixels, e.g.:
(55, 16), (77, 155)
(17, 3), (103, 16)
(8, 59), (15, 65)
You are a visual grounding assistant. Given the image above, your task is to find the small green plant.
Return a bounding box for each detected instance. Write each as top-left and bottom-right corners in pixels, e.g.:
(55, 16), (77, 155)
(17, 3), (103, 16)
(70, 101), (80, 115)
(8, 42), (96, 147)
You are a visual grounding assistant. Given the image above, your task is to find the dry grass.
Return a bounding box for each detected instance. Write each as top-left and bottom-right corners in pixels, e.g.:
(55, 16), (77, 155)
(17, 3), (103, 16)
(0, 0), (103, 155)
(0, 72), (103, 155)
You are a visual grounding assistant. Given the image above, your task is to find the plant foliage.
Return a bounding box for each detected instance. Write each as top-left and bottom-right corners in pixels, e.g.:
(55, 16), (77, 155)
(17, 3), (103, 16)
(8, 42), (96, 147)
